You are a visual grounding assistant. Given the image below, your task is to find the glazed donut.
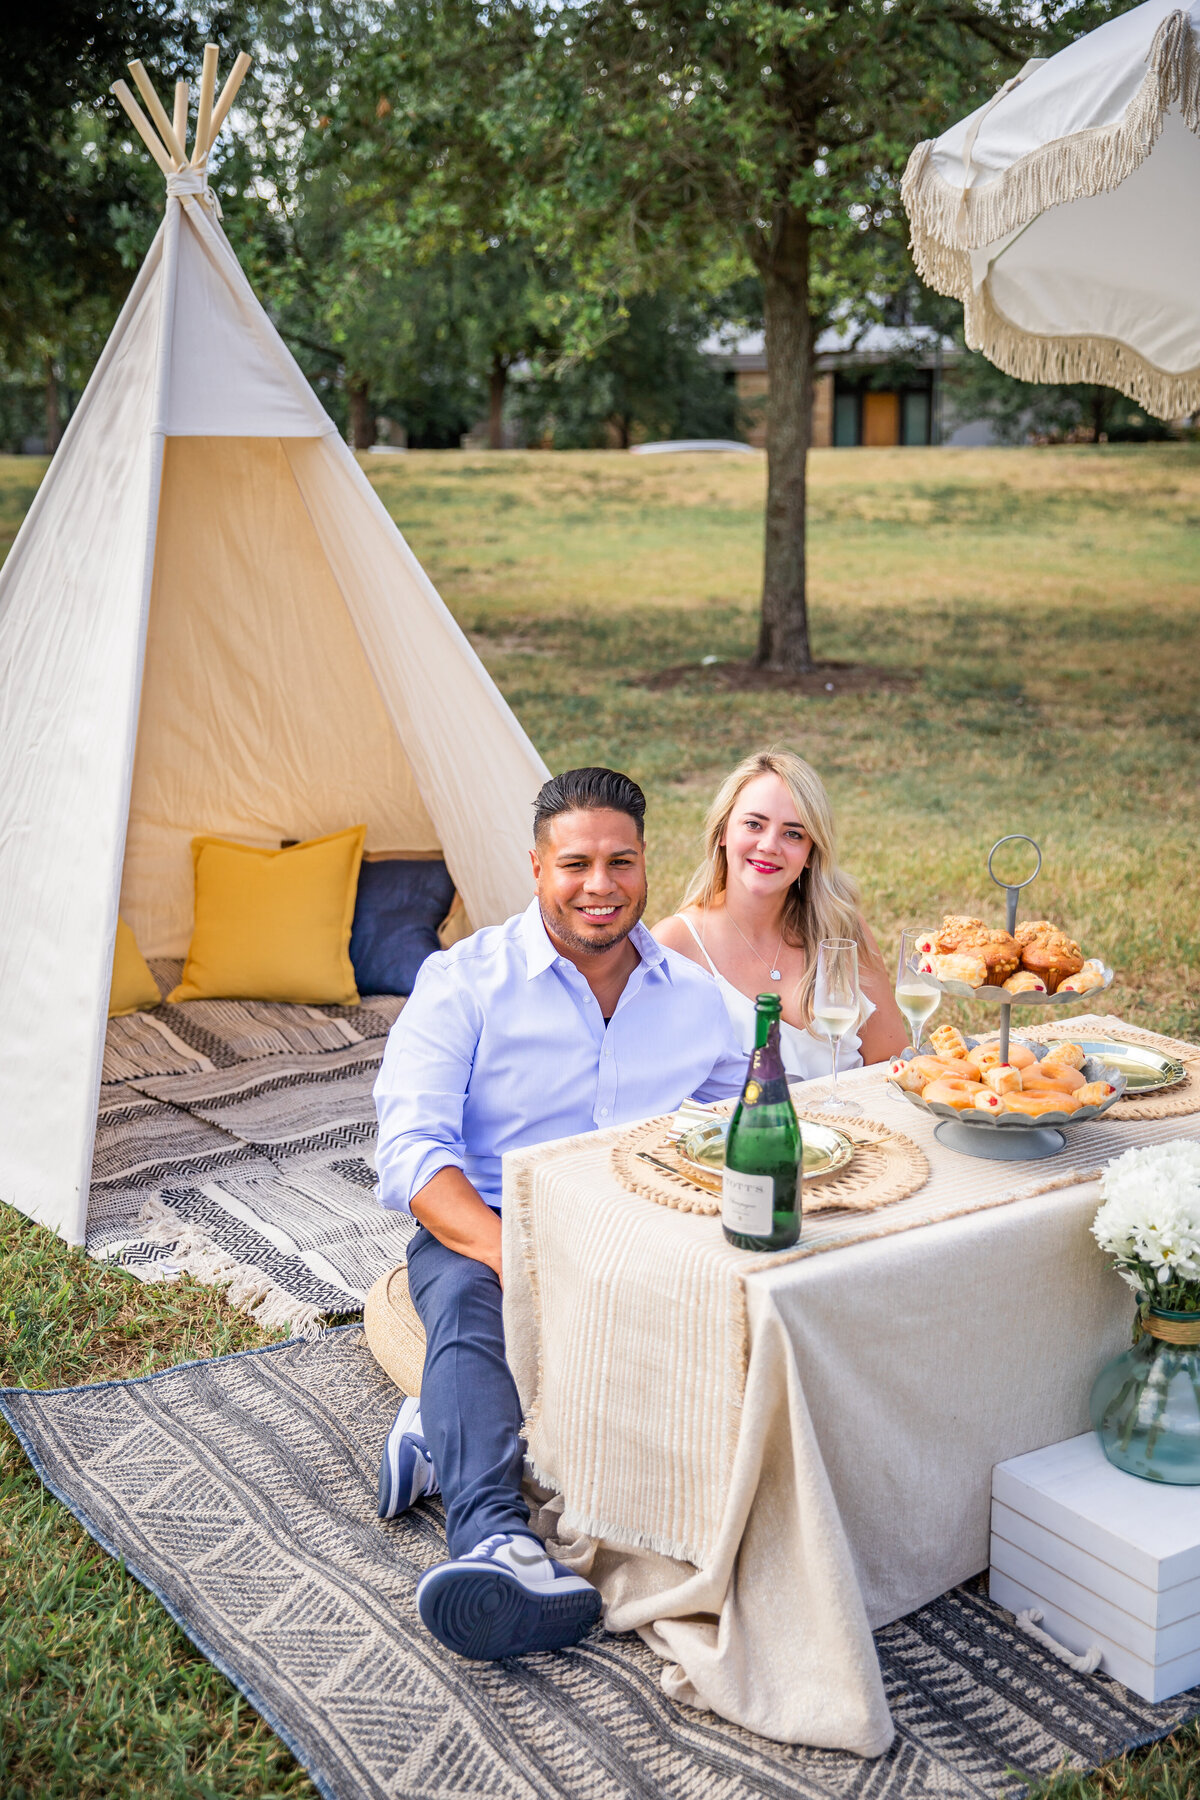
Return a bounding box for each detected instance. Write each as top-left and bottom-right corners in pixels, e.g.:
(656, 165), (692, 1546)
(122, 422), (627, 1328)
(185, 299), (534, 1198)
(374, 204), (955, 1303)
(923, 1077), (986, 1111)
(1023, 1063), (1086, 1093)
(983, 1064), (1023, 1096)
(1002, 1090), (1081, 1117)
(972, 1041), (1037, 1072)
(1076, 1080), (1116, 1107)
(908, 1055), (976, 1084)
(1041, 1042), (1086, 1072)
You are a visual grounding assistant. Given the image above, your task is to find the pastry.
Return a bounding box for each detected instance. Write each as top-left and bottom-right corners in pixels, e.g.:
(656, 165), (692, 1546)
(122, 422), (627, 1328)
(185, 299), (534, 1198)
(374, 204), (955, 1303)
(908, 1055), (977, 1084)
(983, 1065), (1023, 1096)
(1041, 1042), (1086, 1072)
(931, 952), (988, 987)
(1076, 1080), (1116, 1107)
(972, 1041), (1036, 1072)
(1002, 1090), (1081, 1117)
(929, 1025), (971, 1061)
(922, 1077), (985, 1111)
(1003, 970), (1047, 995)
(1022, 1063), (1086, 1093)
(934, 916), (1021, 985)
(974, 1090), (1004, 1113)
(1058, 966), (1105, 995)
(1015, 920), (1084, 992)
(888, 1059), (927, 1092)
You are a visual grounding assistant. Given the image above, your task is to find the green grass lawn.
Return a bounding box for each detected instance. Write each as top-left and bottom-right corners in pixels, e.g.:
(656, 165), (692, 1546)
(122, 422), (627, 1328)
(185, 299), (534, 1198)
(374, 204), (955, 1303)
(2, 444), (1199, 1797)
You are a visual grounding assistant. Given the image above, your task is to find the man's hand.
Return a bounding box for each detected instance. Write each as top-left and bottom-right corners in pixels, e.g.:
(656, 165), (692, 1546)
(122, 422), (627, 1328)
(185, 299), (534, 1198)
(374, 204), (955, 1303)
(410, 1167), (504, 1284)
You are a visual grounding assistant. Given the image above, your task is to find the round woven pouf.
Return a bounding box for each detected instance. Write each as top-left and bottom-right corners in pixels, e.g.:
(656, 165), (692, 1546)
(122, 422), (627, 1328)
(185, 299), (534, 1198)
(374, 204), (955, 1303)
(611, 1112), (929, 1216)
(364, 1261), (426, 1397)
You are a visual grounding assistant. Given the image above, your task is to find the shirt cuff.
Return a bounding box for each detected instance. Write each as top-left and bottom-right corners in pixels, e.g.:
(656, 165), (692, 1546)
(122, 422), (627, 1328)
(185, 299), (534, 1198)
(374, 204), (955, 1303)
(378, 1146), (464, 1216)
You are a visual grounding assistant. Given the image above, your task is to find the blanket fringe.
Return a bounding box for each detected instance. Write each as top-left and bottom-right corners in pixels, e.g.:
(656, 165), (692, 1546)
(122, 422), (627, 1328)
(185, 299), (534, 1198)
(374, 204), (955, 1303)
(130, 1197), (326, 1339)
(901, 11), (1200, 419)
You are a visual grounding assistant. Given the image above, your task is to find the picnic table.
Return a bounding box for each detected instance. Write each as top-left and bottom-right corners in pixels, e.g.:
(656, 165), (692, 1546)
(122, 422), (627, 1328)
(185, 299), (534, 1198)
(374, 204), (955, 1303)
(501, 1014), (1200, 1754)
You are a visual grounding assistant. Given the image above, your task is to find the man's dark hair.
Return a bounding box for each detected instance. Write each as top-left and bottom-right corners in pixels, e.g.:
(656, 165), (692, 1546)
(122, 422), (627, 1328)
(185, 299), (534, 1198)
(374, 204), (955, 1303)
(533, 768), (646, 845)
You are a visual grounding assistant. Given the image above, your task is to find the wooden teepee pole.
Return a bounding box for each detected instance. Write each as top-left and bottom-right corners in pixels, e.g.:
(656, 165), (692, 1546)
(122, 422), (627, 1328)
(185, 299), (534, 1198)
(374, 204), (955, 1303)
(128, 60), (187, 167)
(203, 52), (252, 156)
(173, 81), (189, 161)
(110, 80), (173, 174)
(192, 45), (220, 165)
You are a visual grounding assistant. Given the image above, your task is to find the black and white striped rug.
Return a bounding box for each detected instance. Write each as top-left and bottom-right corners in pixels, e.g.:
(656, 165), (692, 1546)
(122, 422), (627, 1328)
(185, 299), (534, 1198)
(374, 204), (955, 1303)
(3, 1329), (1196, 1800)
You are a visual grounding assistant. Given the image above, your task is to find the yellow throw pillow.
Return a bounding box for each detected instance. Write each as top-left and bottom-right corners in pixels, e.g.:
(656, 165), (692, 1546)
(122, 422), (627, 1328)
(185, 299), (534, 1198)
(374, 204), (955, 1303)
(109, 915), (162, 1017)
(169, 826), (366, 1006)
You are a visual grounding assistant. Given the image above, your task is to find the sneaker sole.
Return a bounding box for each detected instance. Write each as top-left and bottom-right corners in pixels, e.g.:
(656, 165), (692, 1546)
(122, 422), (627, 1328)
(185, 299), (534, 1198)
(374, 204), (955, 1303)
(417, 1564), (601, 1660)
(378, 1399), (425, 1519)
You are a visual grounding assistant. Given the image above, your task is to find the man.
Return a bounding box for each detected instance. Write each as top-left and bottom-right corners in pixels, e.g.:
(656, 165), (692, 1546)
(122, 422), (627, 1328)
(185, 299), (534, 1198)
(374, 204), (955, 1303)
(372, 767), (745, 1661)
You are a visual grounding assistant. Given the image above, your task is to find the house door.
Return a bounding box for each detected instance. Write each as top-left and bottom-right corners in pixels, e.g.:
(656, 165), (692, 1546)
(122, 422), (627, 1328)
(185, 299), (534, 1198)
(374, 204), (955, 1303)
(862, 391), (900, 446)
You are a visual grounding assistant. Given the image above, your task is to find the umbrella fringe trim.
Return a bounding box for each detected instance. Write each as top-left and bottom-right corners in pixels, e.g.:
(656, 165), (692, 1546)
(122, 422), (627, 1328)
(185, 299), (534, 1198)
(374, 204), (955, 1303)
(963, 288), (1200, 420)
(903, 9), (1200, 261)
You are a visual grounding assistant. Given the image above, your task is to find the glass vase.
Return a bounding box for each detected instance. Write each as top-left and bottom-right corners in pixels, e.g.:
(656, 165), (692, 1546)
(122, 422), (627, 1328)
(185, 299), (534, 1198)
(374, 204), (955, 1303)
(1090, 1305), (1200, 1485)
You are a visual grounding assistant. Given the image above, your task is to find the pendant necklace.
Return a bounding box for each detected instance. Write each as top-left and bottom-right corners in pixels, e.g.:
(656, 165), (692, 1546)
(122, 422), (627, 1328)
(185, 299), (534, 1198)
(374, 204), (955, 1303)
(727, 913), (785, 982)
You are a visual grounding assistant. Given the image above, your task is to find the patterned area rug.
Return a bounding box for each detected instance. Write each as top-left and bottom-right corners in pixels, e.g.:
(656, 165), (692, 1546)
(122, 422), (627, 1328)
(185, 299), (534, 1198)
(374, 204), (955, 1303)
(3, 1331), (1196, 1800)
(90, 963), (413, 1332)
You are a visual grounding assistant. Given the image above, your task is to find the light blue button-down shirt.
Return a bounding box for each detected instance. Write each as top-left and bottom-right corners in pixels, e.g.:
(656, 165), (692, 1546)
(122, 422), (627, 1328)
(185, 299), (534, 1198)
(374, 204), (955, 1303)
(374, 900), (746, 1214)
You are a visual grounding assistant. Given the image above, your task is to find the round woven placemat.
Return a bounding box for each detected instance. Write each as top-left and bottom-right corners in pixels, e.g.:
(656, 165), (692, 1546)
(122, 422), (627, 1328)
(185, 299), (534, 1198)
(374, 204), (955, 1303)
(611, 1112), (929, 1217)
(1020, 1018), (1200, 1123)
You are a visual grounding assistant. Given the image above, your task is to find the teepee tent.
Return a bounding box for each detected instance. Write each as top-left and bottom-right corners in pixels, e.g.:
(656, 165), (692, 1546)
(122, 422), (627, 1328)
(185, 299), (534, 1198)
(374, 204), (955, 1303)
(0, 48), (548, 1246)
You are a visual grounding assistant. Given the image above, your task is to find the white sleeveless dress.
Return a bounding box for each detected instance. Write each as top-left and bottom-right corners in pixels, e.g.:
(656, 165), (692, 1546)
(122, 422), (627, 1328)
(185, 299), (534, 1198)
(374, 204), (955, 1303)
(675, 914), (871, 1082)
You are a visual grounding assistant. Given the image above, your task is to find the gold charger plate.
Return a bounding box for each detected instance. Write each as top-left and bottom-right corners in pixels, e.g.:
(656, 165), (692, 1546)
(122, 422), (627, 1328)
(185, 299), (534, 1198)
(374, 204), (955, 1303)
(1044, 1037), (1187, 1095)
(676, 1117), (854, 1194)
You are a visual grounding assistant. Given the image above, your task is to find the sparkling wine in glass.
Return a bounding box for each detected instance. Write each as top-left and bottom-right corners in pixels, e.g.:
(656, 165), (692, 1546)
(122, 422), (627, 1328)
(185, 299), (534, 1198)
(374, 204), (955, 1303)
(895, 927), (941, 1051)
(812, 938), (862, 1114)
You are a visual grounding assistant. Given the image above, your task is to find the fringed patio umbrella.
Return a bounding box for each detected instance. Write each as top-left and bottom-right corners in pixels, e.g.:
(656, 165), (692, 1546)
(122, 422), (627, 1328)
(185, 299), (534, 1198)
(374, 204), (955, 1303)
(902, 0), (1200, 420)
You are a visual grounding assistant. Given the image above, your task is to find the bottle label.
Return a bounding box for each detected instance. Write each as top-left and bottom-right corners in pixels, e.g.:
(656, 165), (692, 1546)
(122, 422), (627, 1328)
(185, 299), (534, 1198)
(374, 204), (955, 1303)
(721, 1167), (774, 1237)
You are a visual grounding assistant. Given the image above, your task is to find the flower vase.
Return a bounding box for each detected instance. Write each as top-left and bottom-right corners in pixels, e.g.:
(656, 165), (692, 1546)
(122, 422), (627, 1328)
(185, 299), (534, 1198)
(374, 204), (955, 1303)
(1090, 1306), (1200, 1485)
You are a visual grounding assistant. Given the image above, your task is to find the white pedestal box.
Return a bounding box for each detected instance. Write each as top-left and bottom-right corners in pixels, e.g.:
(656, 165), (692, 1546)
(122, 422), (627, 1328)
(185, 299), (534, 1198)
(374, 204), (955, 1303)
(990, 1433), (1200, 1703)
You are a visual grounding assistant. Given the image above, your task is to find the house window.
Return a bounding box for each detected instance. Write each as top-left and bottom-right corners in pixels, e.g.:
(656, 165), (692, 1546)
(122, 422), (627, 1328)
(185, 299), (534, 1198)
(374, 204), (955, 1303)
(902, 391), (931, 445)
(834, 393), (859, 446)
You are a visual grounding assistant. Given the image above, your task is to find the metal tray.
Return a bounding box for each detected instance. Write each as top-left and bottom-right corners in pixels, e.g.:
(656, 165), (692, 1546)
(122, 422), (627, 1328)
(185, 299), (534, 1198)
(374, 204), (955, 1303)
(924, 963), (1114, 1006)
(889, 1039), (1127, 1130)
(676, 1117), (854, 1191)
(1040, 1037), (1187, 1095)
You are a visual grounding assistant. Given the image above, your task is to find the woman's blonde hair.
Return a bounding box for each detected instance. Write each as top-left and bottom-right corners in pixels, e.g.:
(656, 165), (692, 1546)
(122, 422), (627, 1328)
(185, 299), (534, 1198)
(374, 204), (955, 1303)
(679, 748), (877, 1026)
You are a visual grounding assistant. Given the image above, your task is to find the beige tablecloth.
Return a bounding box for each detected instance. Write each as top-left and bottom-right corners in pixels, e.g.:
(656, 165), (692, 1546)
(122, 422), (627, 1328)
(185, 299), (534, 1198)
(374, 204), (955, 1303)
(501, 1017), (1200, 1755)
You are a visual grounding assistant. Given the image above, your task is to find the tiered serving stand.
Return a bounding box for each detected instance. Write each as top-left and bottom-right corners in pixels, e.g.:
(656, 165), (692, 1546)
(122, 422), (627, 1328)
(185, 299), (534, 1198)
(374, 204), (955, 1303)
(895, 836), (1123, 1161)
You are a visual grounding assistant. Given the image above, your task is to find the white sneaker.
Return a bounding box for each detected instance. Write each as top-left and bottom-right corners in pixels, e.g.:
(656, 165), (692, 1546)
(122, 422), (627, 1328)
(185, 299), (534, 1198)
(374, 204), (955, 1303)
(377, 1396), (438, 1519)
(416, 1531), (602, 1660)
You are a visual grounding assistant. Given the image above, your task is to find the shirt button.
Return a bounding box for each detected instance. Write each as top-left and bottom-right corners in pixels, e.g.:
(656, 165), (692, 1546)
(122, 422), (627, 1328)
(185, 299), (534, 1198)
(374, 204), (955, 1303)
(600, 1106), (609, 1117)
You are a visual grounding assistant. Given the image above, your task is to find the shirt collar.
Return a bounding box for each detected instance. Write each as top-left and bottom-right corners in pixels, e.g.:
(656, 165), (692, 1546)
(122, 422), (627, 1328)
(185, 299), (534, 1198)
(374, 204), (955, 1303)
(520, 900), (669, 981)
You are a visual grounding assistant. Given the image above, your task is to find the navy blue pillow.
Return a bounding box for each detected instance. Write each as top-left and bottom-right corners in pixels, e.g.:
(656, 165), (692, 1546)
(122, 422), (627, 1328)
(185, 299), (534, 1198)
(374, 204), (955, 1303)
(349, 858), (457, 996)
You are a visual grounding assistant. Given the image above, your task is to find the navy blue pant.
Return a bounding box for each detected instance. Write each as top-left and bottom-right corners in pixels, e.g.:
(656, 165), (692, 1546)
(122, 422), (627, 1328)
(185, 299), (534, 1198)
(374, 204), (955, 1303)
(404, 1224), (532, 1558)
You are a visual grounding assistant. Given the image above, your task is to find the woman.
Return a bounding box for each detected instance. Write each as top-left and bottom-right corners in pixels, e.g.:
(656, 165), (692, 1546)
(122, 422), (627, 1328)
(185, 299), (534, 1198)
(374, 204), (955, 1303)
(653, 748), (906, 1078)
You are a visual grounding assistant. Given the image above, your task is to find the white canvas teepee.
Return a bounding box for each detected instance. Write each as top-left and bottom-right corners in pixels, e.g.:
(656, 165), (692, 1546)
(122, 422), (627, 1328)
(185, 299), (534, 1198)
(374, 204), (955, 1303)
(0, 49), (549, 1246)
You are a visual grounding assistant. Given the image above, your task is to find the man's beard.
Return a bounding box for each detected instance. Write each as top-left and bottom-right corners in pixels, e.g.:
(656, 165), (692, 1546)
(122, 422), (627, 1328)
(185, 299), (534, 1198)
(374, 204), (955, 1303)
(539, 886), (647, 956)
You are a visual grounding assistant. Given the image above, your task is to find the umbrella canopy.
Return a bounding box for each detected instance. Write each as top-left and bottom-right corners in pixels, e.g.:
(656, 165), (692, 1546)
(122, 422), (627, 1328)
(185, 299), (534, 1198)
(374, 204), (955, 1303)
(902, 2), (1200, 419)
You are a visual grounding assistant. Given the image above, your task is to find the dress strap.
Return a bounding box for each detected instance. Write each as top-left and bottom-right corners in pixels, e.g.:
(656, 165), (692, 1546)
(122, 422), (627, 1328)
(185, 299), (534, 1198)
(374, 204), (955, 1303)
(675, 912), (722, 979)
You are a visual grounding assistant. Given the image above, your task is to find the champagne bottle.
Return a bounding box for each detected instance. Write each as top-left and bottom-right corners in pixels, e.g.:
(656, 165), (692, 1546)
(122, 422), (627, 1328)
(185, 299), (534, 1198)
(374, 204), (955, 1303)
(721, 993), (802, 1251)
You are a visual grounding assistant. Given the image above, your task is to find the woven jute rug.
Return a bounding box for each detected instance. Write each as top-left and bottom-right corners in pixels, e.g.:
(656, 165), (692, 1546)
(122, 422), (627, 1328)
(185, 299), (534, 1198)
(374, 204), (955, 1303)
(613, 1111), (929, 1216)
(3, 1330), (1197, 1800)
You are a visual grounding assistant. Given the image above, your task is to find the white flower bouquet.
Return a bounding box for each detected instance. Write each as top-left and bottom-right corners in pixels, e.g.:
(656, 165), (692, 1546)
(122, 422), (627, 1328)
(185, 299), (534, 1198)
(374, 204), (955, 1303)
(1091, 1140), (1200, 1315)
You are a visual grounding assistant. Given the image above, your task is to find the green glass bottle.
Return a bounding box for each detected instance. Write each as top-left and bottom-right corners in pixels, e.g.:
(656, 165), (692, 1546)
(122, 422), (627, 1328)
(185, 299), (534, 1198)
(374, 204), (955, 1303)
(721, 993), (802, 1251)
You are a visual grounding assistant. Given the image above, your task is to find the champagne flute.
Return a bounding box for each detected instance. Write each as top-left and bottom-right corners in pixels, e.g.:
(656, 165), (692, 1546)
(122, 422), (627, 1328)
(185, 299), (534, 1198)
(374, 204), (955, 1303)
(895, 927), (941, 1052)
(812, 938), (862, 1114)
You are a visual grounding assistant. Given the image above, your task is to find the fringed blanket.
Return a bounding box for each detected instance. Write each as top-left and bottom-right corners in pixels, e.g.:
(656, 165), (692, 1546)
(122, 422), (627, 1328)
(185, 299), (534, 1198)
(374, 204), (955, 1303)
(89, 962), (414, 1334)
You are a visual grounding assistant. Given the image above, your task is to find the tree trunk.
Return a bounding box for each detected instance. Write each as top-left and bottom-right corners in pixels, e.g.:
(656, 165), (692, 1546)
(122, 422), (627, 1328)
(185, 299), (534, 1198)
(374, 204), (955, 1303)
(348, 378), (374, 450)
(1091, 387), (1108, 443)
(489, 355), (508, 449)
(756, 205), (814, 672)
(44, 356), (62, 453)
